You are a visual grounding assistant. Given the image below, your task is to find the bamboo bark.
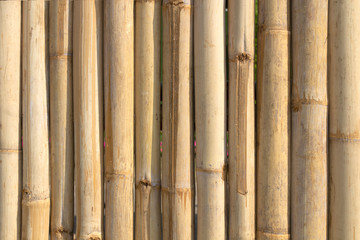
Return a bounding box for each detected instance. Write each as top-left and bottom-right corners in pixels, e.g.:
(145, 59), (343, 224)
(22, 1), (50, 239)
(162, 0), (194, 239)
(291, 1), (328, 239)
(0, 2), (22, 240)
(228, 0), (255, 239)
(49, 1), (74, 239)
(104, 0), (134, 239)
(329, 1), (360, 239)
(256, 1), (290, 239)
(73, 1), (104, 239)
(194, 0), (226, 239)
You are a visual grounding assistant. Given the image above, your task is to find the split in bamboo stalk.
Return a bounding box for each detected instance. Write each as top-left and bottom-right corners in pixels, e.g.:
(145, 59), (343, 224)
(135, 0), (162, 239)
(256, 0), (290, 239)
(194, 0), (226, 239)
(162, 0), (194, 239)
(49, 1), (74, 239)
(0, 2), (22, 240)
(22, 1), (51, 239)
(104, 0), (134, 239)
(329, 1), (360, 239)
(228, 0), (255, 239)
(73, 1), (104, 239)
(291, 1), (328, 239)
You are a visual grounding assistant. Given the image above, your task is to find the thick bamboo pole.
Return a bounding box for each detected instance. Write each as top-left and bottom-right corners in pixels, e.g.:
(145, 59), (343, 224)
(162, 0), (194, 239)
(194, 0), (226, 239)
(104, 0), (134, 239)
(49, 1), (74, 239)
(256, 0), (290, 239)
(228, 0), (255, 239)
(329, 1), (360, 239)
(0, 2), (22, 240)
(22, 1), (50, 239)
(291, 1), (328, 239)
(73, 1), (104, 239)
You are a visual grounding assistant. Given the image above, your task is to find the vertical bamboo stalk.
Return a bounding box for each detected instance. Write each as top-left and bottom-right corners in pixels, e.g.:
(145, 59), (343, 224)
(228, 0), (255, 239)
(194, 0), (226, 239)
(0, 2), (22, 240)
(329, 1), (360, 239)
(162, 0), (194, 239)
(291, 1), (328, 239)
(104, 0), (134, 239)
(22, 1), (50, 239)
(256, 0), (290, 239)
(49, 1), (74, 239)
(73, 1), (104, 239)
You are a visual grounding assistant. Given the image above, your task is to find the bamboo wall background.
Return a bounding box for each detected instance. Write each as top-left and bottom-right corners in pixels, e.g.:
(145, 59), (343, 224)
(0, 0), (358, 239)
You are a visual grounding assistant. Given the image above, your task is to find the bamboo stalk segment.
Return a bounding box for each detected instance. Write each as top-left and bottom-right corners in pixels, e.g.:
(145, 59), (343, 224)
(256, 0), (290, 239)
(49, 1), (74, 239)
(73, 1), (104, 239)
(329, 1), (360, 239)
(104, 0), (134, 239)
(162, 0), (194, 239)
(194, 0), (226, 239)
(0, 2), (22, 240)
(291, 1), (328, 239)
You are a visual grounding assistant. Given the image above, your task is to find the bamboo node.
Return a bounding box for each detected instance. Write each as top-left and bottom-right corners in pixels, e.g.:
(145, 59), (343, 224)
(136, 179), (161, 189)
(230, 53), (253, 63)
(79, 232), (102, 240)
(0, 149), (22, 153)
(196, 163), (228, 181)
(53, 226), (73, 239)
(292, 98), (328, 112)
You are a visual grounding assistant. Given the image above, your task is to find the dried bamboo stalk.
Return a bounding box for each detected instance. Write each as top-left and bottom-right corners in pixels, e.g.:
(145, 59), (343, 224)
(228, 0), (255, 239)
(194, 0), (226, 239)
(291, 1), (328, 239)
(0, 2), (22, 240)
(329, 1), (360, 239)
(104, 0), (134, 239)
(135, 0), (161, 239)
(49, 1), (74, 239)
(22, 1), (50, 239)
(256, 0), (290, 239)
(73, 1), (104, 239)
(162, 0), (194, 239)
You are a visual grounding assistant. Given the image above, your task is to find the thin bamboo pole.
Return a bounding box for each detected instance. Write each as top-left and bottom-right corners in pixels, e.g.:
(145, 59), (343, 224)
(49, 1), (74, 239)
(256, 0), (290, 239)
(329, 1), (360, 239)
(228, 0), (255, 239)
(162, 0), (194, 239)
(104, 0), (134, 239)
(22, 1), (50, 239)
(291, 1), (328, 239)
(73, 1), (104, 239)
(194, 0), (226, 239)
(0, 2), (22, 240)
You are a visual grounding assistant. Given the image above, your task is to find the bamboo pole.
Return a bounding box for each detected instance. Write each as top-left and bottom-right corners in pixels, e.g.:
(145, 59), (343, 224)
(73, 1), (104, 239)
(194, 0), (226, 239)
(49, 1), (74, 239)
(22, 1), (50, 239)
(162, 0), (194, 239)
(0, 2), (22, 240)
(256, 0), (290, 239)
(228, 0), (255, 239)
(104, 0), (134, 239)
(329, 1), (360, 239)
(291, 1), (328, 239)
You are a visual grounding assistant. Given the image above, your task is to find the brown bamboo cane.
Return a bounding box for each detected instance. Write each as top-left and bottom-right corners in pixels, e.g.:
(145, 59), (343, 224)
(49, 1), (74, 239)
(256, 0), (290, 239)
(291, 1), (328, 239)
(194, 0), (227, 239)
(228, 0), (255, 239)
(329, 1), (360, 239)
(162, 0), (194, 239)
(0, 2), (22, 240)
(104, 0), (134, 239)
(73, 0), (104, 239)
(22, 1), (51, 239)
